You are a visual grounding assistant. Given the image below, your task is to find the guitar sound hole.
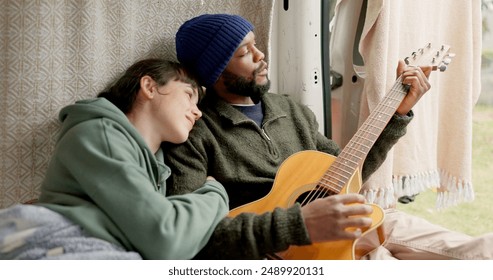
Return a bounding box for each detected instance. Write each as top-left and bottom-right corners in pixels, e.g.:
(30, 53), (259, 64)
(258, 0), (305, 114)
(295, 185), (338, 206)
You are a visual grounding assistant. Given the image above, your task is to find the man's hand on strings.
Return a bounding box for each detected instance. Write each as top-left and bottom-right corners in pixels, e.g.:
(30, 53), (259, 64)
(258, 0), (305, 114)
(301, 193), (373, 243)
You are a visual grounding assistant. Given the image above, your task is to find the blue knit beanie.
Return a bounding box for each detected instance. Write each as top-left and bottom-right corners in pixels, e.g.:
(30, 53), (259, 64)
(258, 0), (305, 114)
(175, 14), (254, 87)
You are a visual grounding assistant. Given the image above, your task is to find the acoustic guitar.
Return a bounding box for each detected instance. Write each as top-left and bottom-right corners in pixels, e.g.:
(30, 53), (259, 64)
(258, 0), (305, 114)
(228, 43), (454, 259)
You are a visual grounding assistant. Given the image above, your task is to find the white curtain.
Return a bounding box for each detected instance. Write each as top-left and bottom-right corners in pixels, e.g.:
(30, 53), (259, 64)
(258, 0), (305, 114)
(0, 0), (275, 208)
(342, 0), (482, 208)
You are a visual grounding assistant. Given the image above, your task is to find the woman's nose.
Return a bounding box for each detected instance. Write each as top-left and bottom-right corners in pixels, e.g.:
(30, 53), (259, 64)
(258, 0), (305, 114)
(192, 105), (202, 120)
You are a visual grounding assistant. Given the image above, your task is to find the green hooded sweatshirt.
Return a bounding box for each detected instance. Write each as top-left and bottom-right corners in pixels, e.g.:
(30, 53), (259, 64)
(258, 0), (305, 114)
(37, 98), (229, 259)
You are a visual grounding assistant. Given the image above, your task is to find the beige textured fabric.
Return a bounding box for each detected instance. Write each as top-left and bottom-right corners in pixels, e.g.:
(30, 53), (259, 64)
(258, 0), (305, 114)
(0, 0), (275, 208)
(368, 209), (493, 260)
(342, 0), (481, 208)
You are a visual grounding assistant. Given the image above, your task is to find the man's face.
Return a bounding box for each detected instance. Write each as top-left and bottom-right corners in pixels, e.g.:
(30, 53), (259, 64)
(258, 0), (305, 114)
(219, 31), (270, 100)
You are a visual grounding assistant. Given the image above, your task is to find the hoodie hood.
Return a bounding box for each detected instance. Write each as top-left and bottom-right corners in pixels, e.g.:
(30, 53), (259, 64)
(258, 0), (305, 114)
(57, 98), (144, 147)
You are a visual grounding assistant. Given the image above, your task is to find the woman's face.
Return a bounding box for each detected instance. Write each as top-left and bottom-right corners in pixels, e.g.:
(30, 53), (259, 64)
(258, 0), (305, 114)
(154, 80), (202, 144)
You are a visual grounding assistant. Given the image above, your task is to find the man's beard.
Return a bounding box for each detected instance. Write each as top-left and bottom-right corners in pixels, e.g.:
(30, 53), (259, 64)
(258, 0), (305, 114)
(221, 66), (270, 103)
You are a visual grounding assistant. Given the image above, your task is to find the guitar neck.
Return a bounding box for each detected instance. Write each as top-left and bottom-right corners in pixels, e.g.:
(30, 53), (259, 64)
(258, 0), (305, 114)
(319, 76), (408, 193)
(305, 43), (453, 200)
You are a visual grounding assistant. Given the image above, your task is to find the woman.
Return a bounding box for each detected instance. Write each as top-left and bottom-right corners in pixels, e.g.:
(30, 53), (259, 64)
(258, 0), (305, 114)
(0, 59), (229, 260)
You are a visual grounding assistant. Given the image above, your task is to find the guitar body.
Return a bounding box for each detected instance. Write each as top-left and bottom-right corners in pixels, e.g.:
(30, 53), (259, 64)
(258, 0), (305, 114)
(228, 150), (386, 260)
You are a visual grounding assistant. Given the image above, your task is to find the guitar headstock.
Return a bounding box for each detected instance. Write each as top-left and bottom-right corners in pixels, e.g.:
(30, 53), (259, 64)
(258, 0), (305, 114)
(404, 43), (455, 72)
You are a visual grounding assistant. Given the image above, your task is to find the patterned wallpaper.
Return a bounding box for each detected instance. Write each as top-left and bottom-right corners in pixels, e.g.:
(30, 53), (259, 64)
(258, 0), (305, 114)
(0, 0), (275, 207)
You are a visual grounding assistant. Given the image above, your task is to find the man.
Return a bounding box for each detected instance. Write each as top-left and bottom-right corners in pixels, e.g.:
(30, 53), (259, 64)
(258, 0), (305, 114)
(164, 14), (493, 259)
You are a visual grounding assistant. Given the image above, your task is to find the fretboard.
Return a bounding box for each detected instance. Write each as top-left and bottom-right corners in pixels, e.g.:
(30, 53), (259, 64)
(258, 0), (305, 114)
(319, 76), (408, 194)
(302, 43), (453, 202)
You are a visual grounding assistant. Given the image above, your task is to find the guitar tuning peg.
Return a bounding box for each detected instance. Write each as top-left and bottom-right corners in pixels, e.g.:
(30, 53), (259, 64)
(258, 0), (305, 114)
(443, 57), (452, 65)
(439, 64), (447, 72)
(404, 57), (410, 65)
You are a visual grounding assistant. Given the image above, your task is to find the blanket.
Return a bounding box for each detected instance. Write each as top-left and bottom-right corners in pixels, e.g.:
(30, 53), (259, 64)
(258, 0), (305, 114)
(0, 204), (141, 260)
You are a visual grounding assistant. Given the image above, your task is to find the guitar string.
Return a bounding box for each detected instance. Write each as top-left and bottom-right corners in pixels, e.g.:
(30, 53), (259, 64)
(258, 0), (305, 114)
(297, 76), (407, 207)
(298, 45), (446, 206)
(319, 79), (407, 196)
(296, 46), (447, 205)
(305, 81), (405, 204)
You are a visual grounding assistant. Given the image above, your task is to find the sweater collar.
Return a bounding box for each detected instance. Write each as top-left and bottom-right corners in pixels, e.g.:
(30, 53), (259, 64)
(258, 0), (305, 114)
(202, 93), (287, 126)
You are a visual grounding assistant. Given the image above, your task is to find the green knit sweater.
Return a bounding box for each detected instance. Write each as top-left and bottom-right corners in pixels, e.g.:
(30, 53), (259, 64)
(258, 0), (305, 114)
(163, 92), (412, 259)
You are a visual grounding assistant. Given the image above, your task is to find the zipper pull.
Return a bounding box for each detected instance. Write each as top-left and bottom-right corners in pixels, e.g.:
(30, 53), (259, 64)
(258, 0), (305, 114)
(261, 129), (271, 141)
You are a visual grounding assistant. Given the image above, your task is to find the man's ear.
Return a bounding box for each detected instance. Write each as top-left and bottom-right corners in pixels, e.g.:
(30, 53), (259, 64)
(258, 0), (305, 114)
(140, 75), (156, 99)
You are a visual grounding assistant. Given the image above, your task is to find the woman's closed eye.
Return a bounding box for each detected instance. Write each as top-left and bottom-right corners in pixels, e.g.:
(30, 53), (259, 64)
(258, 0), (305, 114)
(186, 89), (200, 104)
